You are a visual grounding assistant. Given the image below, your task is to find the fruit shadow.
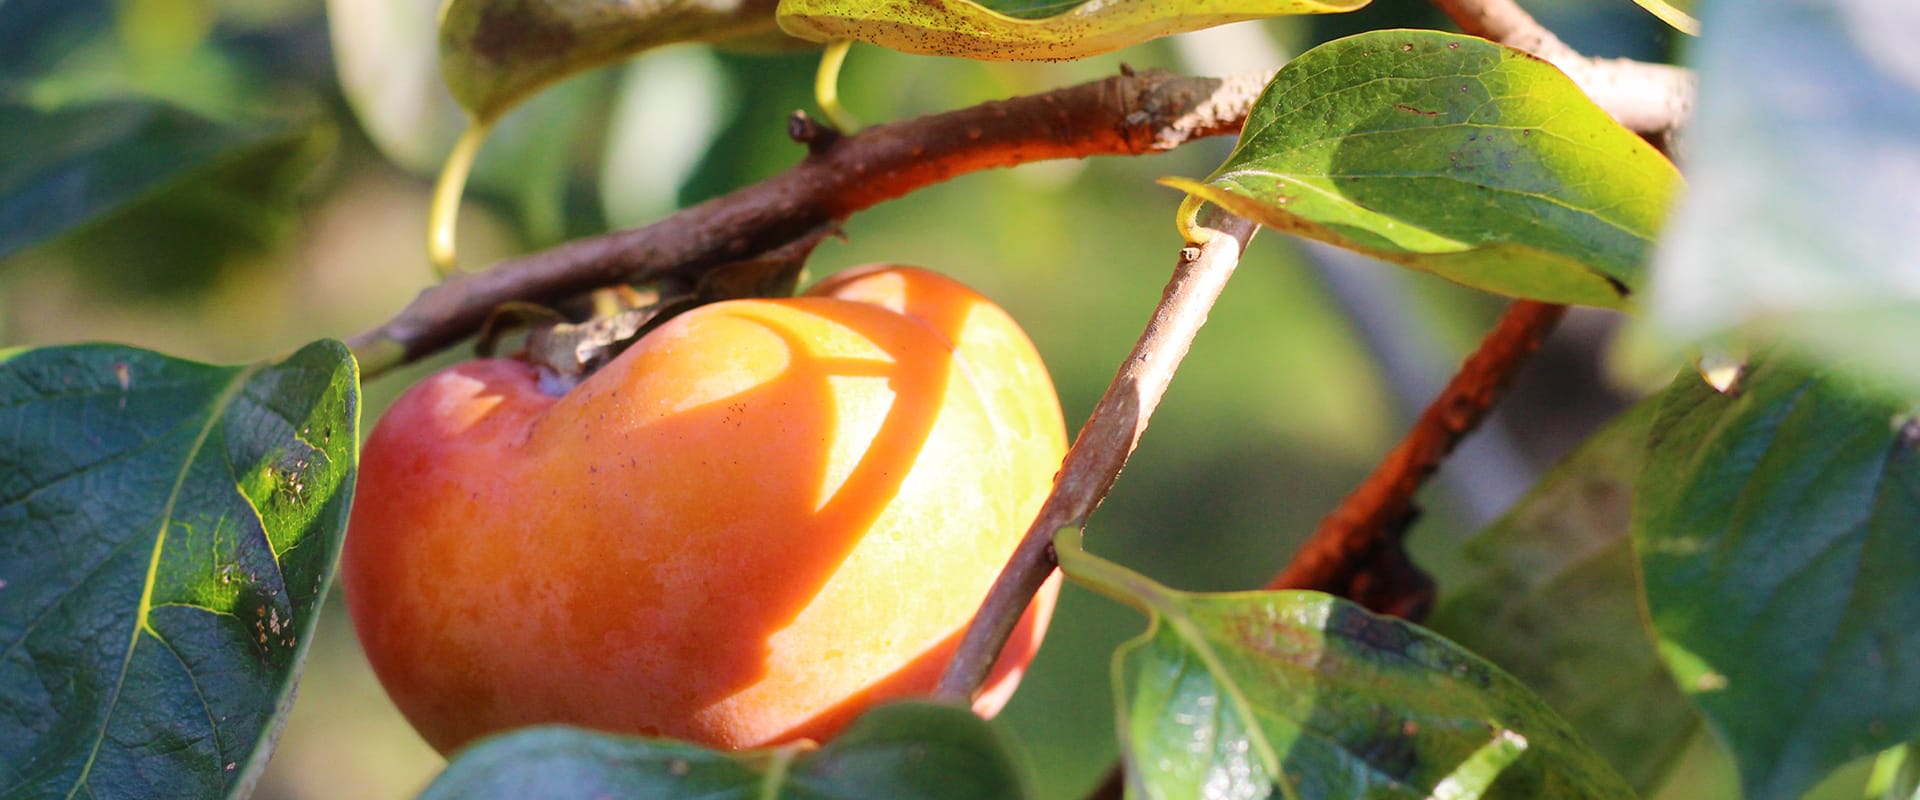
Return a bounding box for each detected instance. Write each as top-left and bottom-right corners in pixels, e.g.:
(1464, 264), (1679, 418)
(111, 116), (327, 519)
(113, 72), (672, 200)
(555, 279), (999, 744)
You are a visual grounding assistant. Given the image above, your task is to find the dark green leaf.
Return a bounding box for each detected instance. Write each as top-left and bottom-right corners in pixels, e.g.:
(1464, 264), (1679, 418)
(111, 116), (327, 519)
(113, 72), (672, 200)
(0, 0), (111, 79)
(0, 101), (304, 260)
(0, 341), (360, 799)
(1636, 358), (1920, 800)
(423, 701), (1033, 799)
(440, 0), (784, 123)
(1429, 402), (1697, 795)
(775, 0), (1362, 60)
(1645, 1), (1920, 393)
(1055, 531), (1634, 799)
(1165, 29), (1680, 308)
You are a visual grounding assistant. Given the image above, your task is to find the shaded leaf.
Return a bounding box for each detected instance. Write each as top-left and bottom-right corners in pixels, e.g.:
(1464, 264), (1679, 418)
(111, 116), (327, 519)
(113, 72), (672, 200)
(775, 0), (1362, 61)
(1636, 358), (1920, 800)
(1165, 29), (1680, 309)
(0, 0), (112, 79)
(0, 341), (360, 799)
(1054, 530), (1634, 799)
(422, 701), (1033, 799)
(1646, 1), (1920, 393)
(1428, 401), (1698, 795)
(440, 0), (785, 123)
(0, 100), (305, 260)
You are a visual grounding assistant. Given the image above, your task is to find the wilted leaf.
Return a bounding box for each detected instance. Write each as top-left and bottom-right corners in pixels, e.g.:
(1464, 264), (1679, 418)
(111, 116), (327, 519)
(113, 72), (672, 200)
(0, 101), (306, 260)
(0, 341), (359, 799)
(1636, 358), (1920, 800)
(1055, 530), (1634, 799)
(775, 0), (1363, 61)
(422, 701), (1033, 798)
(1646, 1), (1920, 393)
(1428, 402), (1698, 794)
(440, 0), (785, 123)
(1165, 29), (1680, 308)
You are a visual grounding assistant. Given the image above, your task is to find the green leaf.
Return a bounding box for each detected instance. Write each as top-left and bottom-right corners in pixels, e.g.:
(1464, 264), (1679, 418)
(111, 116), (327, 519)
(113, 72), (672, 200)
(775, 0), (1362, 61)
(439, 0), (785, 124)
(1866, 742), (1920, 800)
(1165, 29), (1681, 309)
(0, 341), (360, 799)
(1428, 401), (1697, 795)
(1645, 1), (1920, 393)
(1636, 358), (1920, 800)
(1055, 530), (1634, 799)
(422, 701), (1034, 799)
(0, 100), (303, 260)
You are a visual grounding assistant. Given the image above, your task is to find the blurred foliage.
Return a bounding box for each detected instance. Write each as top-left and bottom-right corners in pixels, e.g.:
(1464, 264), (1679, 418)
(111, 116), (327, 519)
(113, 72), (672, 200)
(1, 1), (1678, 799)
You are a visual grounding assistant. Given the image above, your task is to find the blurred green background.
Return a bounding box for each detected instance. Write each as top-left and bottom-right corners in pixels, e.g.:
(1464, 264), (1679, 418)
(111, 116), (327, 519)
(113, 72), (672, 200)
(8, 1), (1840, 798)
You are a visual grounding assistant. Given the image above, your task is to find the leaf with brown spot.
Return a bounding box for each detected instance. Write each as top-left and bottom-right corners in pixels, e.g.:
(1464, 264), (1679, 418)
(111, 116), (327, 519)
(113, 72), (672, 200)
(776, 0), (1363, 61)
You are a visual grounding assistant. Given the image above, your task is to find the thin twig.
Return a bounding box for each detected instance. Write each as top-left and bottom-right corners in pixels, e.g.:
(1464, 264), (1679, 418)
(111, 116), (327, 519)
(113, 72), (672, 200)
(933, 213), (1259, 702)
(1265, 300), (1566, 610)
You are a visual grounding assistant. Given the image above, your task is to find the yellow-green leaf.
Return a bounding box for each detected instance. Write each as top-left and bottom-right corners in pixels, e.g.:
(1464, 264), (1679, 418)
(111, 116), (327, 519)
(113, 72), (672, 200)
(775, 0), (1364, 61)
(1166, 30), (1682, 309)
(441, 0), (785, 123)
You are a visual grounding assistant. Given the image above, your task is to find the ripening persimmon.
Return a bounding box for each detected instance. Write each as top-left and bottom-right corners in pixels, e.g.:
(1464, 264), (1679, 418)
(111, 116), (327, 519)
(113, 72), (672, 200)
(341, 264), (1066, 754)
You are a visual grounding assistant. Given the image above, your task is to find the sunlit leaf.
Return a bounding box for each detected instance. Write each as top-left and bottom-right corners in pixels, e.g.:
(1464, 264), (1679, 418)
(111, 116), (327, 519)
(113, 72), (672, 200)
(439, 0), (785, 123)
(1646, 0), (1920, 394)
(1165, 29), (1681, 309)
(0, 100), (305, 260)
(1636, 357), (1920, 800)
(776, 0), (1362, 61)
(0, 341), (359, 799)
(1629, 0), (1698, 35)
(1428, 401), (1699, 795)
(1055, 530), (1634, 799)
(422, 701), (1033, 798)
(1866, 742), (1920, 800)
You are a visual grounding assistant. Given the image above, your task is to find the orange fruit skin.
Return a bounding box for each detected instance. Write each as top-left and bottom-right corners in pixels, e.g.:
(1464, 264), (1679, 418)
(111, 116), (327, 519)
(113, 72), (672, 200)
(342, 265), (1067, 754)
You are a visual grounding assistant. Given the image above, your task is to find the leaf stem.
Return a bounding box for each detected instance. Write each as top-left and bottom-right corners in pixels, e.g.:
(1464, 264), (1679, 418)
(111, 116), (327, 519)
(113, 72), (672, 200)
(814, 40), (861, 133)
(1050, 529), (1175, 618)
(428, 124), (490, 278)
(933, 210), (1258, 703)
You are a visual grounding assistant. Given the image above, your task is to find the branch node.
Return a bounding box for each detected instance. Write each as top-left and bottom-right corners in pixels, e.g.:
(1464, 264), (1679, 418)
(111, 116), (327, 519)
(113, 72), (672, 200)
(786, 110), (840, 154)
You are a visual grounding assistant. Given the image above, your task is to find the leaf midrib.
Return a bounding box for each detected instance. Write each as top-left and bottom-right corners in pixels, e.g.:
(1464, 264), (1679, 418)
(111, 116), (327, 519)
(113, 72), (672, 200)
(63, 363), (256, 800)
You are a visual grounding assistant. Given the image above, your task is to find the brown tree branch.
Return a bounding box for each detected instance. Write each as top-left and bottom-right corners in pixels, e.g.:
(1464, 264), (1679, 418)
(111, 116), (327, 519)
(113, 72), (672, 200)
(934, 212), (1259, 702)
(344, 69), (1269, 377)
(1431, 0), (1694, 136)
(346, 31), (1690, 378)
(1265, 300), (1566, 612)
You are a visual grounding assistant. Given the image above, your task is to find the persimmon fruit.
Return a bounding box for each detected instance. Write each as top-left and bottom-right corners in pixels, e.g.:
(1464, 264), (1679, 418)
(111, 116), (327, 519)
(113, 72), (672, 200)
(341, 265), (1066, 754)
